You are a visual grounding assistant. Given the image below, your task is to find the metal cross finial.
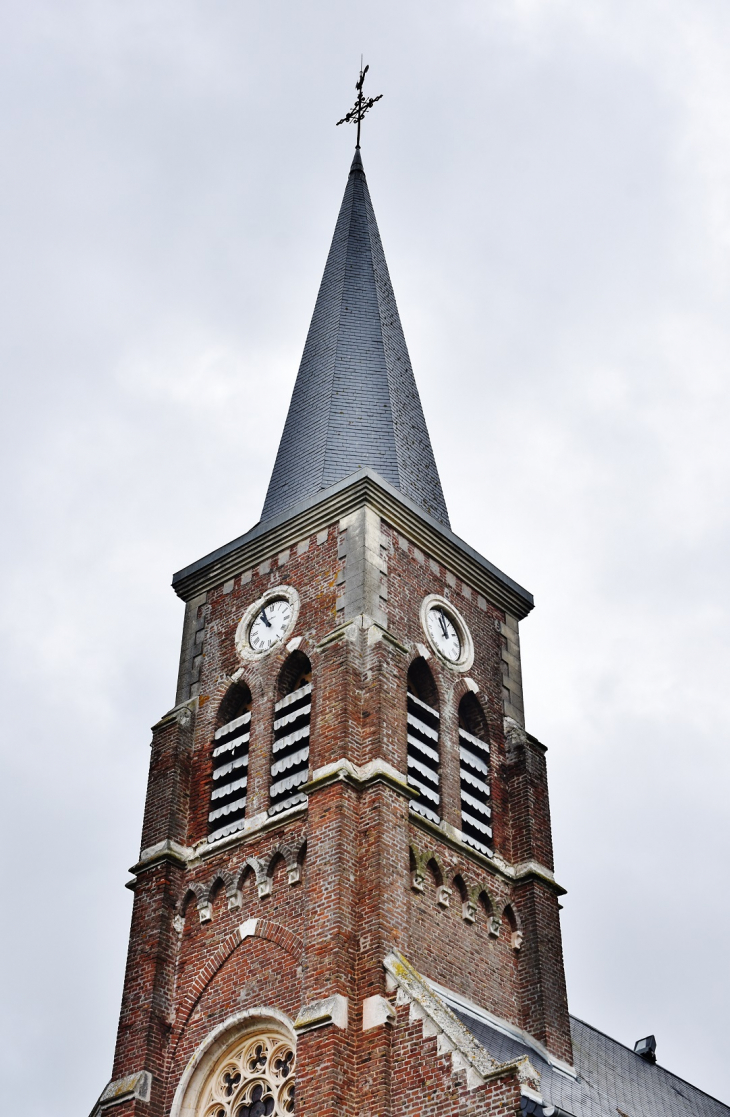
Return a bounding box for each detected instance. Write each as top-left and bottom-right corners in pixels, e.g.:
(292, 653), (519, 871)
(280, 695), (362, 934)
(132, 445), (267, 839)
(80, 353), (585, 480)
(336, 61), (383, 149)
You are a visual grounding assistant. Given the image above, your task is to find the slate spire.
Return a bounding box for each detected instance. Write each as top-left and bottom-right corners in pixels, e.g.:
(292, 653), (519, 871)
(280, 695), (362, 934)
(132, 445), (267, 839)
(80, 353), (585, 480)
(261, 149), (450, 528)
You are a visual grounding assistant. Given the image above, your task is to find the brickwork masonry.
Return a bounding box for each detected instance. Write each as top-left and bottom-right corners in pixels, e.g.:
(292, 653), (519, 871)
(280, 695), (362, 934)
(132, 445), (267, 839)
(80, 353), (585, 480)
(97, 494), (572, 1116)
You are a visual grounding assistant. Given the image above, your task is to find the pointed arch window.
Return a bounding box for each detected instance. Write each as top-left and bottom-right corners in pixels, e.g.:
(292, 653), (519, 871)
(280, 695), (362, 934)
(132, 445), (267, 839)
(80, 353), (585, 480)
(458, 694), (492, 856)
(269, 652), (311, 816)
(208, 683), (252, 843)
(196, 1027), (295, 1116)
(407, 659), (440, 825)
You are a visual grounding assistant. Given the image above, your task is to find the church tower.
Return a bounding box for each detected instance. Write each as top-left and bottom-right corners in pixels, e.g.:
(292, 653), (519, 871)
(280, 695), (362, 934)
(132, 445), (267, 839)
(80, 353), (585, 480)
(92, 142), (574, 1117)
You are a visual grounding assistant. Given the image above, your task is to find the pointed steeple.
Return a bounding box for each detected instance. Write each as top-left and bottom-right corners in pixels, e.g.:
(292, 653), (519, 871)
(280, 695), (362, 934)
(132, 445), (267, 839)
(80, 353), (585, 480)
(261, 150), (450, 528)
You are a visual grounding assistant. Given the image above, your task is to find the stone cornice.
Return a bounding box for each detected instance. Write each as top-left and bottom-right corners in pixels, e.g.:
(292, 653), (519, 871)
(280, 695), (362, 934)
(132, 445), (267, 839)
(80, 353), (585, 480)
(305, 757), (416, 800)
(127, 803), (308, 883)
(128, 839), (193, 877)
(171, 468), (533, 620)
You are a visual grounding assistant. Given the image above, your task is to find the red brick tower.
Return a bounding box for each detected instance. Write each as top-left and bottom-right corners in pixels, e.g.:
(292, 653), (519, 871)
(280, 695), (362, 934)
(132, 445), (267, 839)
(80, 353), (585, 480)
(92, 146), (572, 1117)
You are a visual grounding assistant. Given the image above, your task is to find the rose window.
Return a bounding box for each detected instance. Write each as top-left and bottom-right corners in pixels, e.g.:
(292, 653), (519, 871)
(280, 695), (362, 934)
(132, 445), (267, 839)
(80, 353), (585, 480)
(201, 1033), (295, 1117)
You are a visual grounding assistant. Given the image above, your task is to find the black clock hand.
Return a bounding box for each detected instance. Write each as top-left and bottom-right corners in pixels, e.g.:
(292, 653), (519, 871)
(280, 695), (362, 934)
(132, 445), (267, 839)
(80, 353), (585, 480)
(439, 612), (449, 638)
(260, 608), (272, 628)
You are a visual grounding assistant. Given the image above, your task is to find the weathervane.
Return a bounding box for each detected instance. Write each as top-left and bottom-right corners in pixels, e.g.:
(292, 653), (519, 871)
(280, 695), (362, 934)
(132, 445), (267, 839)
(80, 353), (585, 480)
(336, 61), (383, 148)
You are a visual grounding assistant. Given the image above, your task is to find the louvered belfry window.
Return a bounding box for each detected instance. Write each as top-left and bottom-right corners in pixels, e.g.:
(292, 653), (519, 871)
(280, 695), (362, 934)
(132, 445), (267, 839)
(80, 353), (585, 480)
(458, 694), (493, 856)
(208, 684), (252, 843)
(269, 654), (311, 816)
(406, 660), (441, 824)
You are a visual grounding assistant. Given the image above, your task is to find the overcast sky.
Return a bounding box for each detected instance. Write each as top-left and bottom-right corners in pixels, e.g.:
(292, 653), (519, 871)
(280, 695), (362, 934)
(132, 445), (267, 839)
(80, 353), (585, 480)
(1, 2), (728, 1114)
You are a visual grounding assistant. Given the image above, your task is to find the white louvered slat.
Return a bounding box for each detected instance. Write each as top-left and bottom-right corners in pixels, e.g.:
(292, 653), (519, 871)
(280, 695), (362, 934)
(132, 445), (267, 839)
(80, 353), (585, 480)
(210, 776), (248, 801)
(212, 754), (249, 780)
(208, 816), (247, 843)
(460, 789), (491, 817)
(407, 776), (440, 804)
(460, 746), (489, 776)
(407, 692), (440, 719)
(460, 768), (490, 796)
(272, 724), (310, 754)
(269, 769), (309, 799)
(461, 810), (493, 837)
(208, 796), (247, 823)
(273, 703), (311, 731)
(410, 800), (440, 825)
(458, 726), (489, 753)
(274, 682), (312, 713)
(215, 710), (251, 739)
(407, 754), (439, 784)
(407, 711), (438, 741)
(212, 731), (249, 759)
(271, 746), (310, 778)
(269, 791), (307, 815)
(406, 734), (439, 764)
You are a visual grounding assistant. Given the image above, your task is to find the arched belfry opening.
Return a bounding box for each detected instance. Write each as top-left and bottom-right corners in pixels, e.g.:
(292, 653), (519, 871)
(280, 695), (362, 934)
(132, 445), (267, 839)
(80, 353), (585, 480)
(208, 681), (252, 843)
(458, 693), (492, 856)
(406, 658), (440, 824)
(269, 651), (311, 816)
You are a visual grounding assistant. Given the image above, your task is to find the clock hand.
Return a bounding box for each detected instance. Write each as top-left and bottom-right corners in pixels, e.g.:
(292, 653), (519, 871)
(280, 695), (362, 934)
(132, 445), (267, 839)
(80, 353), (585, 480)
(260, 609), (272, 628)
(439, 613), (449, 638)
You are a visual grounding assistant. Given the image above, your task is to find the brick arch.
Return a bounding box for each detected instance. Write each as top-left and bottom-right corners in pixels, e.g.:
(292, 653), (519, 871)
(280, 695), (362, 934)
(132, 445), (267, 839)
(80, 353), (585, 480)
(179, 881), (207, 917)
(451, 676), (479, 705)
(207, 868), (237, 904)
(501, 900), (522, 931)
(171, 918), (304, 1054)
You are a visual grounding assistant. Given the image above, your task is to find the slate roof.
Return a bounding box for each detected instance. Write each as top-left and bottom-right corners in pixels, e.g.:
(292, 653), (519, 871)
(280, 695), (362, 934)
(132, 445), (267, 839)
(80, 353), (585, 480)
(261, 148), (450, 528)
(453, 1005), (729, 1117)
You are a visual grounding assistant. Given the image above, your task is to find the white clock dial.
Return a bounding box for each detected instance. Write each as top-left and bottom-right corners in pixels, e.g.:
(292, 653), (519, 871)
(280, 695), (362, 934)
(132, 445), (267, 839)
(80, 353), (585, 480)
(249, 598), (293, 652)
(427, 606), (461, 662)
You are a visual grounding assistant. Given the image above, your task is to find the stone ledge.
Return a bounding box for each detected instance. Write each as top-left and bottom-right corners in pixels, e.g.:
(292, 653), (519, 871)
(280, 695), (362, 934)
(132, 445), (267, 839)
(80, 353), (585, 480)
(305, 757), (415, 800)
(129, 839), (193, 876)
(294, 994), (348, 1033)
(96, 1070), (152, 1110)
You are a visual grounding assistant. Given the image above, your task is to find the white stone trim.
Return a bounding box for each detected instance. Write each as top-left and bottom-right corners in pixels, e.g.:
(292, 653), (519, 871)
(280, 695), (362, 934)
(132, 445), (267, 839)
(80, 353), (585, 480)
(97, 1070), (152, 1109)
(293, 994), (348, 1032)
(234, 585), (300, 662)
(426, 978), (577, 1079)
(384, 950), (541, 1093)
(362, 994), (396, 1030)
(419, 594), (475, 672)
(306, 756), (413, 798)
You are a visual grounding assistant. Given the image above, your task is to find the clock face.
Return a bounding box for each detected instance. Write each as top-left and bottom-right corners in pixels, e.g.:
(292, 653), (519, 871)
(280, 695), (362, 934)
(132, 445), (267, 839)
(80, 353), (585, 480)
(249, 598), (294, 653)
(426, 606), (461, 662)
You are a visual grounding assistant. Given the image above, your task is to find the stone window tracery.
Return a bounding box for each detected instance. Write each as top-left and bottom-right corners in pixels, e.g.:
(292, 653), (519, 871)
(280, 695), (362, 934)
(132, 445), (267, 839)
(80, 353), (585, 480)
(200, 1032), (295, 1117)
